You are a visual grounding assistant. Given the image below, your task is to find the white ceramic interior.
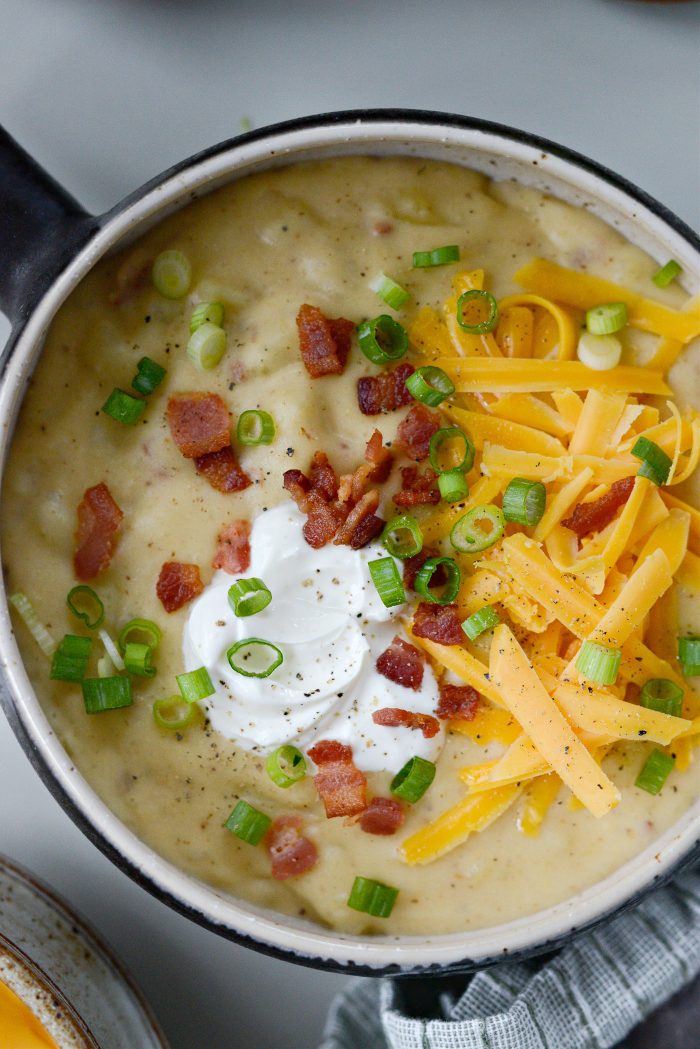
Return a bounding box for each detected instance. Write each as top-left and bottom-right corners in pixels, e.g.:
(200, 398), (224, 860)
(1, 113), (699, 974)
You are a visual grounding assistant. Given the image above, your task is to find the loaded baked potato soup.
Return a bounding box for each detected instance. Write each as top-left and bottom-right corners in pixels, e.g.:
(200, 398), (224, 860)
(3, 157), (700, 935)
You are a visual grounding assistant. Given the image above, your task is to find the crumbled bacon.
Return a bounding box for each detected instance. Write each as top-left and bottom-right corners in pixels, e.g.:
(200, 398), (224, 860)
(156, 561), (204, 613)
(303, 493), (348, 549)
(412, 602), (464, 646)
(376, 636), (424, 691)
(309, 451), (339, 501)
(265, 816), (318, 880)
(296, 304), (354, 378)
(359, 797), (405, 836)
(212, 519), (251, 574)
(282, 468), (311, 505)
(307, 740), (367, 818)
(364, 429), (393, 483)
(357, 363), (415, 415)
(436, 682), (481, 721)
(73, 483), (124, 581)
(562, 476), (636, 539)
(396, 404), (441, 461)
(194, 446), (252, 493)
(372, 707), (440, 739)
(403, 547), (446, 592)
(393, 465), (440, 508)
(167, 392), (231, 459)
(334, 489), (383, 549)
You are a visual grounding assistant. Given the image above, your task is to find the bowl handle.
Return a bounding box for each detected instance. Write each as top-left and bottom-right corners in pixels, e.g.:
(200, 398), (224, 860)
(0, 125), (97, 329)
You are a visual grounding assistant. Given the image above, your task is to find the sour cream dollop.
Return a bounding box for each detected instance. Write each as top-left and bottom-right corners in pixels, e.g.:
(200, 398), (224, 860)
(183, 502), (442, 772)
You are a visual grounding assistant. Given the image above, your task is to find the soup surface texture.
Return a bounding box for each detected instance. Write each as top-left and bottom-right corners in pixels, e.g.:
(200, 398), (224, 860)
(3, 157), (700, 936)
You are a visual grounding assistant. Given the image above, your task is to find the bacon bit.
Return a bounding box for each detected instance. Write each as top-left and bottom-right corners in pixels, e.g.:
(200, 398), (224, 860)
(562, 476), (636, 539)
(334, 489), (382, 549)
(372, 707), (440, 739)
(359, 797), (404, 836)
(156, 561), (204, 613)
(212, 519), (251, 574)
(282, 468), (311, 506)
(396, 404), (441, 462)
(403, 547), (446, 592)
(393, 465), (440, 508)
(376, 636), (425, 691)
(309, 451), (339, 501)
(167, 393), (231, 459)
(265, 816), (318, 880)
(74, 483), (124, 581)
(436, 682), (481, 721)
(347, 510), (384, 549)
(357, 363), (415, 416)
(194, 446), (252, 493)
(364, 429), (393, 483)
(412, 602), (465, 646)
(303, 493), (348, 549)
(307, 740), (367, 818)
(372, 220), (394, 236)
(296, 304), (354, 378)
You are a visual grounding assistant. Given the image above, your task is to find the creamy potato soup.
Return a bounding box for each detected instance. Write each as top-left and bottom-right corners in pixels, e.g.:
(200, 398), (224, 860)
(4, 157), (700, 935)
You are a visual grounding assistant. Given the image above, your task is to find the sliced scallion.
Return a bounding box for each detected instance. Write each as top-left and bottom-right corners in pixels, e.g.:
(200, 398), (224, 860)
(414, 556), (461, 605)
(131, 356), (166, 396)
(462, 605), (500, 641)
(585, 302), (628, 335)
(118, 618), (162, 653)
(123, 641), (156, 678)
(9, 592), (56, 656)
(576, 331), (622, 371)
(502, 478), (546, 527)
(190, 301), (224, 333)
(228, 578), (272, 617)
(356, 314), (409, 365)
(153, 695), (198, 731)
(347, 876), (398, 918)
(176, 666), (215, 703)
(438, 470), (469, 503)
(368, 557), (405, 608)
(152, 249), (191, 299)
(576, 641), (621, 685)
(101, 389), (145, 426)
(66, 585), (104, 629)
(225, 799), (271, 845)
(450, 504), (505, 554)
(369, 272), (410, 310)
(381, 515), (423, 560)
(50, 634), (92, 682)
(237, 409), (275, 446)
(98, 628), (125, 672)
(631, 436), (672, 485)
(390, 755), (436, 803)
(412, 245), (460, 268)
(678, 636), (700, 677)
(456, 289), (499, 334)
(639, 679), (684, 718)
(82, 676), (133, 714)
(265, 745), (306, 788)
(635, 749), (675, 795)
(429, 426), (475, 475)
(187, 322), (227, 371)
(405, 366), (455, 407)
(653, 259), (682, 288)
(227, 638), (283, 678)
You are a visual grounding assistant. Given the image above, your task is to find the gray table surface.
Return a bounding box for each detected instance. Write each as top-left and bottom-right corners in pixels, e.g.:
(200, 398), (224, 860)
(0, 1), (698, 1047)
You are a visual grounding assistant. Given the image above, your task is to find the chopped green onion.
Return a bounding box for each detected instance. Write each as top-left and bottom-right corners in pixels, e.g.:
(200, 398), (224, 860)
(228, 578), (272, 617)
(225, 799), (271, 845)
(101, 389), (145, 426)
(681, 665), (700, 678)
(462, 605), (500, 641)
(190, 301), (224, 333)
(347, 876), (399, 919)
(131, 356), (166, 396)
(369, 272), (410, 310)
(237, 409), (275, 446)
(438, 470), (469, 503)
(631, 436), (672, 485)
(635, 749), (675, 795)
(123, 641), (156, 678)
(227, 638), (283, 678)
(152, 249), (191, 299)
(414, 557), (461, 605)
(502, 478), (547, 527)
(429, 426), (475, 474)
(356, 314), (409, 365)
(576, 641), (621, 685)
(82, 676), (133, 714)
(98, 628), (125, 672)
(639, 679), (684, 718)
(381, 515), (423, 560)
(678, 637), (700, 675)
(412, 245), (460, 268)
(97, 653), (115, 679)
(118, 618), (162, 654)
(576, 331), (622, 371)
(265, 745), (307, 788)
(50, 634), (92, 682)
(585, 302), (628, 335)
(9, 592), (56, 656)
(152, 695), (198, 731)
(405, 366), (455, 407)
(456, 290), (499, 335)
(391, 755), (436, 803)
(368, 557), (405, 608)
(66, 585), (104, 629)
(187, 322), (227, 371)
(450, 504), (505, 554)
(653, 259), (682, 288)
(176, 667), (215, 703)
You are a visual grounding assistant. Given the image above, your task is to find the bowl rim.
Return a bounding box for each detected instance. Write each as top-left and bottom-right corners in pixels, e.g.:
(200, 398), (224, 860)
(1, 108), (699, 976)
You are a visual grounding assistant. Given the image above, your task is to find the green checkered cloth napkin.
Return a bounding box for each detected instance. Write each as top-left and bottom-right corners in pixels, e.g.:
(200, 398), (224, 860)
(318, 870), (700, 1049)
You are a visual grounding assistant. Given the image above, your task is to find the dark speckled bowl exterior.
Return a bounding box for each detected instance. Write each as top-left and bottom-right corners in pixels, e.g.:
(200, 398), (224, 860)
(0, 110), (699, 977)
